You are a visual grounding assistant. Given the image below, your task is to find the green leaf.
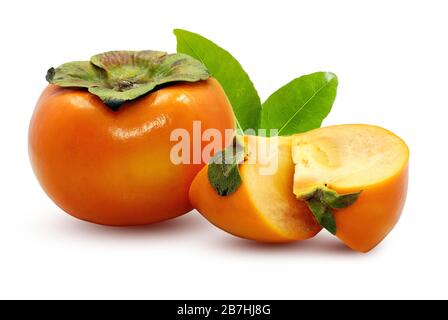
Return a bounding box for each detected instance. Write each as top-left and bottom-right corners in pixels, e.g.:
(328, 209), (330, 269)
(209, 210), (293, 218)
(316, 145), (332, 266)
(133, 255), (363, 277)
(207, 139), (246, 196)
(47, 51), (210, 110)
(260, 72), (338, 136)
(174, 29), (262, 132)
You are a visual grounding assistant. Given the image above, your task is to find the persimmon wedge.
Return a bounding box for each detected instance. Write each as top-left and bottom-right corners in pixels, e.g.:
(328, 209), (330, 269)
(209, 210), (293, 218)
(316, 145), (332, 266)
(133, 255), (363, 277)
(189, 136), (321, 242)
(292, 124), (409, 252)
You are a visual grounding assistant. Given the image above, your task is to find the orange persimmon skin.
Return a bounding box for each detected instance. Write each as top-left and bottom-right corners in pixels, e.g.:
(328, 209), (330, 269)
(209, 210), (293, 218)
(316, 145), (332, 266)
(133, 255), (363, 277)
(189, 166), (315, 243)
(189, 166), (287, 242)
(332, 166), (409, 253)
(29, 78), (235, 226)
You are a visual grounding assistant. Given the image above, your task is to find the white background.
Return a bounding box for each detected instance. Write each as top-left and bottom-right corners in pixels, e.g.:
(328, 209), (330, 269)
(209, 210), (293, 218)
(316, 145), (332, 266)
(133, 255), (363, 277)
(1, 0), (447, 299)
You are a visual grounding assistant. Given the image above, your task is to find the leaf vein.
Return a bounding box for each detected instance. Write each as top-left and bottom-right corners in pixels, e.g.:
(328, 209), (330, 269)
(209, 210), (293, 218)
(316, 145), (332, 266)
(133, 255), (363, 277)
(278, 81), (331, 134)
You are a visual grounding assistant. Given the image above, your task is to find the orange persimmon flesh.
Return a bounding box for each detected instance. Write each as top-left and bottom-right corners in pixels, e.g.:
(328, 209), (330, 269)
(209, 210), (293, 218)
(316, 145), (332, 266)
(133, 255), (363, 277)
(189, 136), (321, 242)
(292, 124), (409, 252)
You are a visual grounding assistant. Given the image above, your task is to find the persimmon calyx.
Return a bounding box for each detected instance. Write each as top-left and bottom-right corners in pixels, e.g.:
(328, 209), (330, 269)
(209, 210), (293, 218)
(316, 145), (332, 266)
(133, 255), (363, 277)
(297, 186), (362, 235)
(208, 136), (247, 196)
(46, 50), (210, 110)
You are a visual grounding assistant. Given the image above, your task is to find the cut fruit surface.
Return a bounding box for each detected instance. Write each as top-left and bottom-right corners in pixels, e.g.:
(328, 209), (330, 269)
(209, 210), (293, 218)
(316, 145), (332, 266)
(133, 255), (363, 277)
(189, 136), (321, 243)
(292, 124), (409, 252)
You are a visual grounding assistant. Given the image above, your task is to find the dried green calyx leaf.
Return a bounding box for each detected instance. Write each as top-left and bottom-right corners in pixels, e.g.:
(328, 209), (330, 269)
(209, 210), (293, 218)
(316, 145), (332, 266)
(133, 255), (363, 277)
(299, 187), (362, 235)
(208, 137), (246, 196)
(46, 50), (210, 110)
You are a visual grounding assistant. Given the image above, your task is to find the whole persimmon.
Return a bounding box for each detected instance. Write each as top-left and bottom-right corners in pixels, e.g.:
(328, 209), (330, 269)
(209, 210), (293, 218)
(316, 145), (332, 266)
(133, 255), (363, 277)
(29, 50), (236, 226)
